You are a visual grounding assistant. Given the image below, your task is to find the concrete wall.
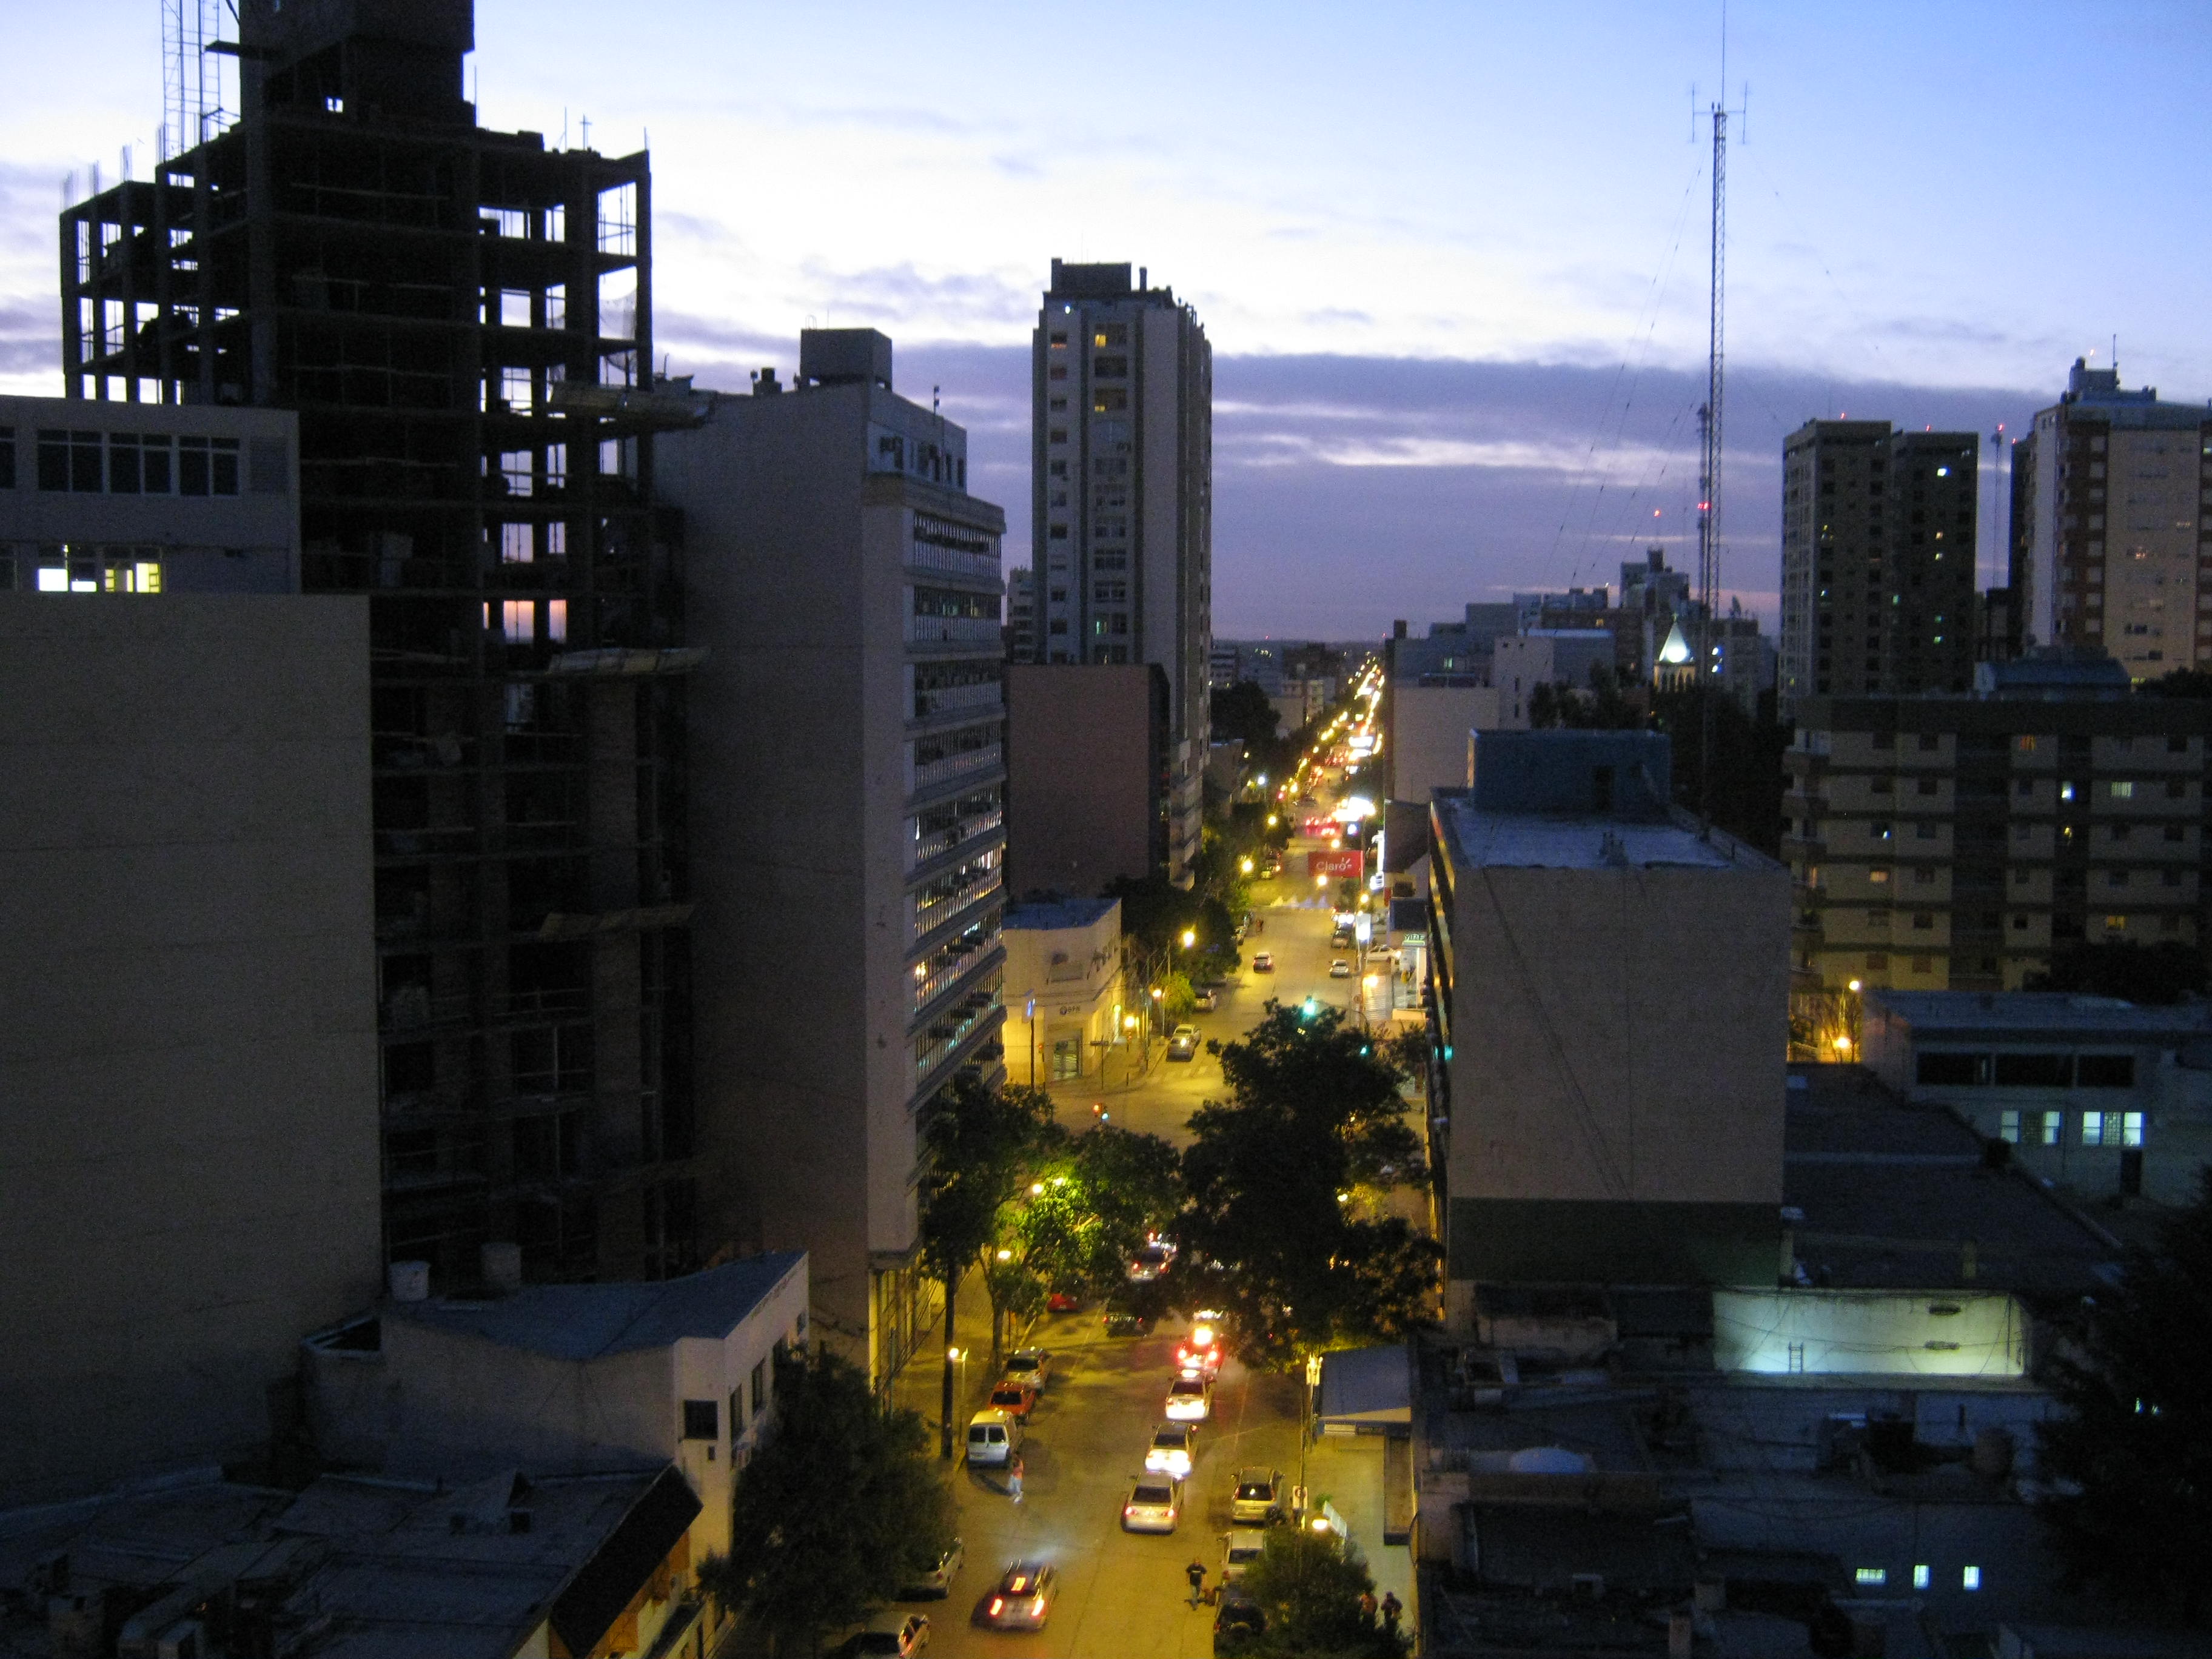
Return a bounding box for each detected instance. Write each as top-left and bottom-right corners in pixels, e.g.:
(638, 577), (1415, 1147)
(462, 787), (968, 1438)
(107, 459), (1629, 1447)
(1006, 663), (1156, 897)
(1443, 857), (1791, 1304)
(1389, 684), (1504, 802)
(0, 592), (379, 1503)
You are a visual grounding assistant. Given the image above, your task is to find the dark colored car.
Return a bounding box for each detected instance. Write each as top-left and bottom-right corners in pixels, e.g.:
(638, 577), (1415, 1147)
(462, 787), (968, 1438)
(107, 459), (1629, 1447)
(1215, 1586), (1267, 1655)
(1103, 1300), (1156, 1337)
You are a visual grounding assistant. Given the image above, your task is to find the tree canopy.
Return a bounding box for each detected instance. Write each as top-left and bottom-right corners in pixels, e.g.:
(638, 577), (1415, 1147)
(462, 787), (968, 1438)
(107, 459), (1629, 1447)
(1178, 1002), (1438, 1367)
(698, 1347), (954, 1654)
(2036, 1168), (2212, 1623)
(1008, 1124), (1184, 1299)
(1233, 1529), (1407, 1659)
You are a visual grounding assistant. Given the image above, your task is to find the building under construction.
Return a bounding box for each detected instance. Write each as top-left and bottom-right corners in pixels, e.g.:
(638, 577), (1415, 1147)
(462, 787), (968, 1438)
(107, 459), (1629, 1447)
(59, 0), (711, 1288)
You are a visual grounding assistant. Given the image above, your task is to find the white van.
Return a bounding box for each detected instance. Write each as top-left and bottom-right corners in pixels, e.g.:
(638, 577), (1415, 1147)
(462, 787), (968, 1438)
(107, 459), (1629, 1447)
(965, 1407), (1022, 1466)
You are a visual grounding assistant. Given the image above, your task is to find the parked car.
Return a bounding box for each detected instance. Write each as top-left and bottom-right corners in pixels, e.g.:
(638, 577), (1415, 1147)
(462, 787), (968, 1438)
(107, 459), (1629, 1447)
(1251, 952), (1275, 973)
(1214, 1586), (1267, 1655)
(1164, 1373), (1213, 1421)
(1145, 1423), (1196, 1479)
(1221, 1528), (1267, 1584)
(1328, 959), (1352, 978)
(898, 1537), (965, 1600)
(1122, 1476), (1182, 1534)
(965, 1409), (1022, 1466)
(1045, 1289), (1083, 1313)
(1000, 1349), (1053, 1392)
(1104, 1300), (1156, 1338)
(1193, 988), (1219, 1013)
(838, 1612), (930, 1658)
(979, 1562), (1057, 1630)
(986, 1380), (1038, 1421)
(1167, 1024), (1200, 1061)
(1230, 1467), (1285, 1526)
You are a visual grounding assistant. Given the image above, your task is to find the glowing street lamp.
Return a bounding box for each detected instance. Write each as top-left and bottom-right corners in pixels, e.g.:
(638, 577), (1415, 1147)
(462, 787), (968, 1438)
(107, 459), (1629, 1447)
(1180, 928), (1197, 950)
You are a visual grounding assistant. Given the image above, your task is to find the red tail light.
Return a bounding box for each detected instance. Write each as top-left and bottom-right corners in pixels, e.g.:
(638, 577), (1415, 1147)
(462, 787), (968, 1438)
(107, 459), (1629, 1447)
(1031, 1595), (1048, 1616)
(988, 1597), (1005, 1617)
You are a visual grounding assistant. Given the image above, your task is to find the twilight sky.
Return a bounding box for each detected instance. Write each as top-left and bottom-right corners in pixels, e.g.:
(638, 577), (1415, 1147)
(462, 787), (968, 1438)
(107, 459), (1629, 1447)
(7, 2), (2211, 636)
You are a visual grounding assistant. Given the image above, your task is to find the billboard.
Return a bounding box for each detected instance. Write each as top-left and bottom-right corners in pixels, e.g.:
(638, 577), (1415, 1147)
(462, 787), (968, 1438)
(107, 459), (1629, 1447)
(1307, 849), (1364, 881)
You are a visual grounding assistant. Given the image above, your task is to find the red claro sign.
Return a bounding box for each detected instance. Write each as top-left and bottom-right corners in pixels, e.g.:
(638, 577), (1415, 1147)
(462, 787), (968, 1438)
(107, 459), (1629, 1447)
(1307, 849), (1364, 880)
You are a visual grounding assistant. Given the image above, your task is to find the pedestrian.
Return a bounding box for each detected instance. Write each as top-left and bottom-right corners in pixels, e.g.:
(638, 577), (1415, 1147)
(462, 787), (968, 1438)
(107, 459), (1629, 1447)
(1007, 1452), (1024, 1504)
(1358, 1590), (1378, 1620)
(1185, 1558), (1207, 1608)
(1381, 1590), (1403, 1634)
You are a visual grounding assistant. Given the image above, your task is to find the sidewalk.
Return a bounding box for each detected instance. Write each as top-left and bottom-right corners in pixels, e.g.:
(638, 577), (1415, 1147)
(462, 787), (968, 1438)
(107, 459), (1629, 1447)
(888, 1263), (1028, 1449)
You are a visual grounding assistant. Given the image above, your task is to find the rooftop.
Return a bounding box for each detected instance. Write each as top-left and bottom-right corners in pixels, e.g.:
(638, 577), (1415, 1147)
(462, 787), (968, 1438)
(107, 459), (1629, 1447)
(1868, 990), (2212, 1044)
(1004, 895), (1119, 932)
(1783, 1067), (2118, 1298)
(1435, 795), (1763, 874)
(379, 1253), (803, 1361)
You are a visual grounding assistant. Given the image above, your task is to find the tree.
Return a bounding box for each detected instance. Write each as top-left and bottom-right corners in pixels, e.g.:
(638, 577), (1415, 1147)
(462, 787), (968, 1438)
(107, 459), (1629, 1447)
(696, 1347), (954, 1656)
(918, 1077), (1058, 1455)
(1213, 679), (1284, 749)
(1179, 1002), (1439, 1367)
(1011, 1124), (1185, 1298)
(1234, 1528), (1407, 1658)
(2036, 1168), (2212, 1623)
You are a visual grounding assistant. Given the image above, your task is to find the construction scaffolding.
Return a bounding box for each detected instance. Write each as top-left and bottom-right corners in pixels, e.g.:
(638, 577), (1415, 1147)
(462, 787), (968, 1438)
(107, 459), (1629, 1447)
(62, 0), (708, 1288)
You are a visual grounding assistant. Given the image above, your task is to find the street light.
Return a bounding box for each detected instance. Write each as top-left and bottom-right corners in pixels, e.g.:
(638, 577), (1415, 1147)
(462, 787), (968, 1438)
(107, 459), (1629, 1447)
(1180, 928), (1196, 950)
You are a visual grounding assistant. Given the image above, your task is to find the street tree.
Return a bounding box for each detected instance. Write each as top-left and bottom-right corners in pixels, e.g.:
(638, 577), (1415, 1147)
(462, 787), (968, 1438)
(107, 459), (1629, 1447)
(2036, 1168), (2212, 1623)
(1180, 1002), (1438, 1367)
(1233, 1528), (1407, 1658)
(1010, 1124), (1184, 1298)
(695, 1346), (954, 1656)
(917, 1076), (1058, 1456)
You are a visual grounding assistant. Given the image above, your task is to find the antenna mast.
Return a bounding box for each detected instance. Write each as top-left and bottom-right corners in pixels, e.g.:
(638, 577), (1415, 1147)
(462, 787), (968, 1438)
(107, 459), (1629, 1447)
(1695, 96), (1729, 831)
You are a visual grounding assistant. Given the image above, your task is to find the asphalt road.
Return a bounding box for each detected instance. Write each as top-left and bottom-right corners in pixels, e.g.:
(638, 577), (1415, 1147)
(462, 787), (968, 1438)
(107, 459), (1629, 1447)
(908, 1310), (1307, 1659)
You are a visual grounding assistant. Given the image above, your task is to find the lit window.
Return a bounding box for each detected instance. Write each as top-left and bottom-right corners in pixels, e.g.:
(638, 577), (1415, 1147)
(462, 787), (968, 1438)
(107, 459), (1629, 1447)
(548, 598), (568, 643)
(2104, 914), (2128, 933)
(2082, 1113), (2104, 1147)
(501, 523), (532, 563)
(2060, 782), (2076, 802)
(1962, 1566), (1981, 1591)
(2040, 1111), (2062, 1145)
(2111, 780), (2135, 799)
(1854, 1567), (1887, 1587)
(2122, 1112), (2144, 1148)
(1912, 1565), (1930, 1590)
(501, 598), (534, 642)
(1999, 1110), (2020, 1143)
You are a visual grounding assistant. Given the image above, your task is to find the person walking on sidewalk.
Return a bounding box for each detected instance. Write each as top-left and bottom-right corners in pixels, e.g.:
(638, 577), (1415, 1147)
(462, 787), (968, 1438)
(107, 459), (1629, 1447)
(1380, 1590), (1403, 1634)
(1008, 1452), (1024, 1504)
(1185, 1558), (1208, 1608)
(1359, 1590), (1378, 1620)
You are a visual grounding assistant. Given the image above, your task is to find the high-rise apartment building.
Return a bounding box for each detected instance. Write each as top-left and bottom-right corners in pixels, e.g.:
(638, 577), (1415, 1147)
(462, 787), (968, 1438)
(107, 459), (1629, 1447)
(59, 0), (703, 1289)
(1779, 421), (1979, 712)
(1005, 566), (1037, 660)
(2013, 358), (2212, 677)
(1784, 664), (2211, 994)
(1023, 260), (1212, 884)
(659, 330), (1008, 1390)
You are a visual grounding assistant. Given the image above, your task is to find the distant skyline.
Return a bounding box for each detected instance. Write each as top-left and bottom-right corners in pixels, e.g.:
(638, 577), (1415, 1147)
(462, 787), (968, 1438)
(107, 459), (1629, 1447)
(6, 1), (2210, 635)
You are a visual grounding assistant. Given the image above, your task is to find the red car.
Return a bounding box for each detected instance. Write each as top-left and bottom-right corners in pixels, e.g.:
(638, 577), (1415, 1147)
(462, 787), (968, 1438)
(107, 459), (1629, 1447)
(987, 1380), (1039, 1421)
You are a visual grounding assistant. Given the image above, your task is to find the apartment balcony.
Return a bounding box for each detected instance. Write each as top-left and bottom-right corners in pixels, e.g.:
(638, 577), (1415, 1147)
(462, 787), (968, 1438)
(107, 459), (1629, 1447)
(913, 940), (1006, 1020)
(911, 742), (1003, 796)
(912, 679), (1004, 724)
(911, 808), (1005, 871)
(905, 540), (1002, 585)
(912, 981), (1007, 1096)
(911, 872), (1003, 945)
(906, 614), (1003, 650)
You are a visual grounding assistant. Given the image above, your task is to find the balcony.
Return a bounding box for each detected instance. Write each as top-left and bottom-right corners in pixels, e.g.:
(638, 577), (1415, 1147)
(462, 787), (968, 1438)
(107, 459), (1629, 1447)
(913, 939), (1005, 1017)
(905, 539), (1002, 585)
(906, 614), (1002, 649)
(913, 980), (1005, 1092)
(911, 809), (1005, 872)
(912, 742), (1002, 795)
(913, 679), (1004, 722)
(912, 872), (1003, 943)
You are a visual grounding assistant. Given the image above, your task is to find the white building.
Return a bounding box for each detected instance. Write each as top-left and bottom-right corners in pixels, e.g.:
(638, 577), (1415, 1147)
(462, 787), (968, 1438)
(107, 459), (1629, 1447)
(659, 330), (1007, 1391)
(1002, 897), (1125, 1087)
(1024, 261), (1212, 885)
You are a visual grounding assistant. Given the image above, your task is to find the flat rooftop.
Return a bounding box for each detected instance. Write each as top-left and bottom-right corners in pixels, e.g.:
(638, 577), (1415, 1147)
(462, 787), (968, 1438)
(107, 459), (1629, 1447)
(1870, 990), (2212, 1044)
(1435, 796), (1765, 873)
(380, 1253), (802, 1361)
(1005, 896), (1119, 931)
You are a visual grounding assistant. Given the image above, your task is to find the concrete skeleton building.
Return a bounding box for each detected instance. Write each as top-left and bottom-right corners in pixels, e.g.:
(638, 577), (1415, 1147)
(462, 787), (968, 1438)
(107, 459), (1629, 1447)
(1784, 672), (2212, 994)
(659, 329), (1008, 1390)
(1022, 260), (1212, 885)
(58, 0), (708, 1292)
(1424, 732), (1791, 1317)
(2012, 357), (2212, 677)
(1779, 420), (1980, 712)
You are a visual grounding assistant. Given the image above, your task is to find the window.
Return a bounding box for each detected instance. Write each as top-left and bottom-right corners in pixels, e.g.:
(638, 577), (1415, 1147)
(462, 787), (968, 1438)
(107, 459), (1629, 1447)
(38, 429), (102, 492)
(2076, 1053), (2135, 1088)
(1918, 1053), (1988, 1086)
(1962, 1566), (1982, 1592)
(1917, 777), (1939, 796)
(501, 599), (535, 642)
(1868, 868), (1889, 884)
(2017, 779), (2034, 796)
(1872, 822), (1892, 840)
(1919, 733), (1939, 751)
(2110, 780), (2135, 799)
(1912, 912), (1935, 930)
(750, 1358), (768, 1421)
(2039, 1110), (2063, 1145)
(1911, 954), (1934, 973)
(178, 435), (241, 496)
(0, 425), (13, 489)
(1912, 1565), (1931, 1590)
(2122, 1111), (2145, 1147)
(106, 432), (173, 494)
(501, 523), (533, 563)
(2016, 735), (2039, 753)
(1092, 388), (1127, 413)
(2060, 782), (2077, 802)
(1914, 866), (1936, 885)
(1854, 1568), (1887, 1587)
(1872, 774), (1895, 795)
(1995, 1053), (2070, 1087)
(681, 1399), (719, 1440)
(1997, 1108), (2024, 1141)
(1916, 822), (1937, 839)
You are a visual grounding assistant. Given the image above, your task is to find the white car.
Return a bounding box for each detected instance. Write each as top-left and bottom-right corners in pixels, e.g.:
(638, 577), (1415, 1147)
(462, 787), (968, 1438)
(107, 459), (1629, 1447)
(1122, 1476), (1182, 1533)
(1000, 1348), (1052, 1393)
(1329, 959), (1352, 978)
(1145, 1423), (1196, 1479)
(1164, 1374), (1213, 1422)
(1222, 1529), (1268, 1584)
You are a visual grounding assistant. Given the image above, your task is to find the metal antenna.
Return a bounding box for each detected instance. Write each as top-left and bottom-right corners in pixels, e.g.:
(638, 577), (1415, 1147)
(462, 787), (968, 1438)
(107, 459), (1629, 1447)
(1695, 89), (1743, 832)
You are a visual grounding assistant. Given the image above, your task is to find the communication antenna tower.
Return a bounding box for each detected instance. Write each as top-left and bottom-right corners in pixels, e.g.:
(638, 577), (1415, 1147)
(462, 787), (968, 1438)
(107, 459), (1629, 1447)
(1694, 84), (1745, 831)
(162, 0), (235, 160)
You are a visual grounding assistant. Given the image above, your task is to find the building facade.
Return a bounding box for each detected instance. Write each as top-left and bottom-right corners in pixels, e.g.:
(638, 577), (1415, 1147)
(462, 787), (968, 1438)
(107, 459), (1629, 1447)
(1780, 421), (1979, 712)
(659, 329), (1007, 1391)
(1005, 662), (1167, 899)
(59, 0), (703, 1292)
(1005, 566), (1037, 661)
(1025, 260), (1211, 884)
(1000, 897), (1125, 1088)
(1784, 684), (2212, 994)
(2012, 358), (2212, 675)
(1426, 732), (1789, 1316)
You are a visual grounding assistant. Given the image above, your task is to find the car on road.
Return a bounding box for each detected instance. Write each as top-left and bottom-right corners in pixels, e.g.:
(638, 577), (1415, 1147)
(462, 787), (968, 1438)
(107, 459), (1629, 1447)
(1000, 1349), (1052, 1393)
(986, 1380), (1038, 1421)
(1230, 1467), (1286, 1525)
(837, 1612), (930, 1658)
(1328, 959), (1352, 978)
(965, 1409), (1021, 1466)
(897, 1537), (965, 1600)
(1193, 987), (1219, 1013)
(1251, 952), (1275, 973)
(1167, 1024), (1200, 1061)
(1221, 1528), (1267, 1584)
(1175, 1320), (1224, 1379)
(1122, 1476), (1183, 1533)
(1103, 1299), (1156, 1337)
(979, 1562), (1057, 1630)
(1127, 1242), (1174, 1282)
(1145, 1423), (1197, 1478)
(1164, 1373), (1213, 1421)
